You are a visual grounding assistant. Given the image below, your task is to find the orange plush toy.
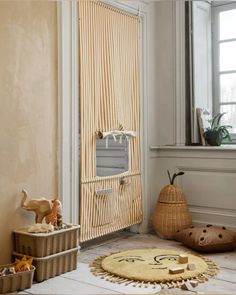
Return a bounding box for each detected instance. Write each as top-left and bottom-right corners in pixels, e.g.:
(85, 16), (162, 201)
(45, 199), (62, 228)
(14, 256), (33, 272)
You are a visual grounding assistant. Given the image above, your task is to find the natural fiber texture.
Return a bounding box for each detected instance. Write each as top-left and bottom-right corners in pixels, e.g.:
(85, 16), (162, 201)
(78, 1), (142, 241)
(152, 203), (192, 239)
(80, 176), (142, 241)
(152, 185), (192, 239)
(158, 185), (187, 203)
(90, 248), (219, 289)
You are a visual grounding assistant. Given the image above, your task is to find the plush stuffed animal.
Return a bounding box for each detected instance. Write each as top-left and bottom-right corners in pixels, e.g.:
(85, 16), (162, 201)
(45, 199), (63, 228)
(21, 190), (53, 223)
(28, 223), (54, 233)
(13, 256), (33, 272)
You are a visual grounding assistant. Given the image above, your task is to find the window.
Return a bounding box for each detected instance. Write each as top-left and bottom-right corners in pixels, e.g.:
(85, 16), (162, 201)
(213, 2), (236, 140)
(190, 1), (236, 143)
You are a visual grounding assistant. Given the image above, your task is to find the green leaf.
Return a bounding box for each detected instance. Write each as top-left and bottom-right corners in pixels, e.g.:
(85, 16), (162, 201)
(171, 171), (184, 185)
(167, 170), (172, 185)
(171, 173), (177, 185)
(215, 112), (226, 127)
(176, 171), (185, 177)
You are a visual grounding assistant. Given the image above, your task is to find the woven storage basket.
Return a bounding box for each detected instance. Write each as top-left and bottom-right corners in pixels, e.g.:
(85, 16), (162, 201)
(14, 225), (79, 257)
(152, 184), (192, 239)
(13, 247), (79, 282)
(0, 264), (35, 294)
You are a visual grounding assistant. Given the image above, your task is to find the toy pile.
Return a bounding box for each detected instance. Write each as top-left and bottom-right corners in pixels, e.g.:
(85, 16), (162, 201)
(12, 189), (80, 283)
(21, 189), (63, 230)
(0, 256), (35, 294)
(0, 189), (80, 294)
(0, 256), (33, 277)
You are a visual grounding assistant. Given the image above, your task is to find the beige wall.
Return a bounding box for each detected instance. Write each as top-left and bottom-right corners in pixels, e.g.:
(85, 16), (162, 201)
(0, 1), (58, 264)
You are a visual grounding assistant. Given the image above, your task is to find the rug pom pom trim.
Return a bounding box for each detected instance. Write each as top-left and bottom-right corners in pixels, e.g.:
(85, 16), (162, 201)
(89, 249), (219, 290)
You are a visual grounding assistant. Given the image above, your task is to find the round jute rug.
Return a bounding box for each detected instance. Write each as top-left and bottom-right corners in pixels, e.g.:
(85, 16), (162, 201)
(90, 248), (219, 289)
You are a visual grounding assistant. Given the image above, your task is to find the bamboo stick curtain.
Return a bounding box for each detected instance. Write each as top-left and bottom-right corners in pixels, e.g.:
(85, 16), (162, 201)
(79, 1), (142, 241)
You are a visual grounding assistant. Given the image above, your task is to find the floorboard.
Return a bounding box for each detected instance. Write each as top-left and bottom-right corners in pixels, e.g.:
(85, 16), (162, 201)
(19, 232), (236, 294)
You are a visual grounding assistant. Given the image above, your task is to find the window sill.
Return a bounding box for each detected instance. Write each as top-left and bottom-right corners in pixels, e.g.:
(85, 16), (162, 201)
(149, 144), (236, 151)
(149, 145), (236, 159)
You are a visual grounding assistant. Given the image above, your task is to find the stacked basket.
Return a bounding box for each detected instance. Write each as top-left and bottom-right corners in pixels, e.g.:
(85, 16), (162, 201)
(13, 225), (80, 282)
(152, 171), (192, 240)
(0, 263), (35, 294)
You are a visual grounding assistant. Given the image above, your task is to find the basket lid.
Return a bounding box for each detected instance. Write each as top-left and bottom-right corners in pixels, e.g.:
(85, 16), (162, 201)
(158, 184), (187, 203)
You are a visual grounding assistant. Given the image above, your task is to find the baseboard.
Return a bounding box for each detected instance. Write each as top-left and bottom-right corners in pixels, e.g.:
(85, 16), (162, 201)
(146, 212), (236, 234)
(190, 206), (236, 231)
(192, 219), (236, 232)
(130, 219), (152, 234)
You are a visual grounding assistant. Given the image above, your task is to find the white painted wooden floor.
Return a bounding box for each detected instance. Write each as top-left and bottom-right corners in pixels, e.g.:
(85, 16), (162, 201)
(19, 231), (236, 294)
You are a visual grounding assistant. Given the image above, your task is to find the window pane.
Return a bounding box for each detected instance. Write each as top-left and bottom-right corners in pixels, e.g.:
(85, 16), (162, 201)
(220, 9), (236, 40)
(220, 41), (236, 71)
(220, 104), (236, 133)
(220, 73), (236, 102)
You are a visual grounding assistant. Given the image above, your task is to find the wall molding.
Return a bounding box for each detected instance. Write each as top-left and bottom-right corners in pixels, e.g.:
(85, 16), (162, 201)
(138, 3), (149, 233)
(191, 206), (236, 231)
(178, 166), (236, 228)
(57, 0), (79, 224)
(174, 1), (186, 145)
(177, 166), (236, 174)
(149, 145), (236, 159)
(189, 205), (236, 219)
(148, 154), (236, 230)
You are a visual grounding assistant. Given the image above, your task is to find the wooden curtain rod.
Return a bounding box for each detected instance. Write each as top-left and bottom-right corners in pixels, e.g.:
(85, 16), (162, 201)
(96, 130), (136, 140)
(95, 1), (140, 20)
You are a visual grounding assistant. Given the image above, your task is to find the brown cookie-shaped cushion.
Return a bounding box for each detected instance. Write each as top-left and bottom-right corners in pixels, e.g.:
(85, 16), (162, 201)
(174, 225), (236, 253)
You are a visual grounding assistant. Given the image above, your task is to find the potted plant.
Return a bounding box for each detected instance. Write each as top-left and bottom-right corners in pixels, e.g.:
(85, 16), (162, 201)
(204, 112), (232, 146)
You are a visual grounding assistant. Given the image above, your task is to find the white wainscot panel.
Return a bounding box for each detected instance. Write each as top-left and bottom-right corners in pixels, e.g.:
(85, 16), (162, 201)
(178, 168), (236, 229)
(148, 147), (236, 230)
(180, 169), (236, 210)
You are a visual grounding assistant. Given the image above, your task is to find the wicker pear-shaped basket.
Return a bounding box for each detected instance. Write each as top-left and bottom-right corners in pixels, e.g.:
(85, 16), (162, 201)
(152, 174), (192, 239)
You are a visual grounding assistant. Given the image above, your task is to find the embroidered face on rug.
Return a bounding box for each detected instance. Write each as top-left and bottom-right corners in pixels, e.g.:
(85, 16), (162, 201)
(101, 249), (209, 282)
(113, 253), (180, 269)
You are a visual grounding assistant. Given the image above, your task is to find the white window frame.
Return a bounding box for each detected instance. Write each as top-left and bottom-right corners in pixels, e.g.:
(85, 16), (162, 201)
(189, 1), (212, 144)
(212, 1), (236, 142)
